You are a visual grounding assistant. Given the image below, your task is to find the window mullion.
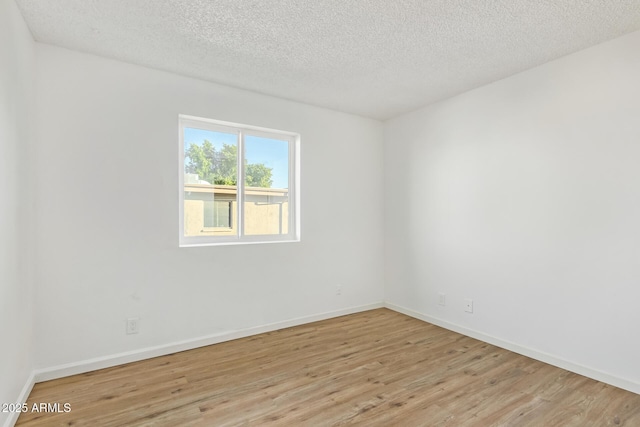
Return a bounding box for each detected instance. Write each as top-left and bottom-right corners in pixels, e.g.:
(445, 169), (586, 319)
(237, 131), (245, 238)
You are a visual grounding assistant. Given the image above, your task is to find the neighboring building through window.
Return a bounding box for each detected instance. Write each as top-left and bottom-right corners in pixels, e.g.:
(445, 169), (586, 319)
(203, 200), (231, 229)
(179, 115), (300, 246)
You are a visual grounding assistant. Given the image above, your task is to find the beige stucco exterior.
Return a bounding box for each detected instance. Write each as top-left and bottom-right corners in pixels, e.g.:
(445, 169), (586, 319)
(184, 184), (289, 237)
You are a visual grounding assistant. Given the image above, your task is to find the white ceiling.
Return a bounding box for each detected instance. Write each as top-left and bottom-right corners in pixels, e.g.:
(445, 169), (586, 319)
(15, 0), (640, 120)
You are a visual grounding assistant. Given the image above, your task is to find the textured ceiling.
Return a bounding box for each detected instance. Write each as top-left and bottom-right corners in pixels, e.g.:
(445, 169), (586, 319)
(15, 0), (640, 120)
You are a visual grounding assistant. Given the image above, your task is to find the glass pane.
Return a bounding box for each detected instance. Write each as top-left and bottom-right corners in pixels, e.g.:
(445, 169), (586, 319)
(183, 127), (237, 237)
(203, 200), (231, 228)
(243, 135), (289, 236)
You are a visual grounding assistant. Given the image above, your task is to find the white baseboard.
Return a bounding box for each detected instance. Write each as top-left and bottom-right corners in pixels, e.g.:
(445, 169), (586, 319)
(385, 302), (640, 395)
(34, 302), (383, 383)
(3, 372), (35, 427)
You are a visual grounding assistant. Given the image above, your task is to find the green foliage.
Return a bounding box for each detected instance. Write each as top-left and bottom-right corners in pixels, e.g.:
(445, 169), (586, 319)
(185, 140), (273, 188)
(185, 140), (214, 183)
(246, 163), (274, 188)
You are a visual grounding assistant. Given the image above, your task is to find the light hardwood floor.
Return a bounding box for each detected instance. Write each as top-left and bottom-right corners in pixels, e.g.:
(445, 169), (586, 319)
(16, 309), (640, 426)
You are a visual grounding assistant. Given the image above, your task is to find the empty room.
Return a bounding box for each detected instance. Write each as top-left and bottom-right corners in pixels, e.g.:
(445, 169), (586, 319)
(2, 0), (640, 425)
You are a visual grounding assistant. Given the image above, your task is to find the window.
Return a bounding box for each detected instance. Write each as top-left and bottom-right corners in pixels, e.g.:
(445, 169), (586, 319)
(203, 200), (231, 229)
(179, 115), (299, 246)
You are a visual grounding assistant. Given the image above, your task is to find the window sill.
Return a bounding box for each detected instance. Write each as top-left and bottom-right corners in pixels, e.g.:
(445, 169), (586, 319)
(179, 238), (300, 248)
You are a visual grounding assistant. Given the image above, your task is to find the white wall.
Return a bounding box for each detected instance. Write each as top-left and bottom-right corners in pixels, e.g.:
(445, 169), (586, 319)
(384, 30), (640, 392)
(33, 44), (384, 370)
(0, 0), (35, 425)
(10, 4), (640, 408)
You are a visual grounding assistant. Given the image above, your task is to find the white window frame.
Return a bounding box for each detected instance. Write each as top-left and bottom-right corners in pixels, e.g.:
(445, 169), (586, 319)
(179, 114), (300, 247)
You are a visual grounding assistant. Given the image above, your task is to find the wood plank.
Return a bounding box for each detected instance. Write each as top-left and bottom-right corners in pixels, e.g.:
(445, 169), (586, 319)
(16, 309), (640, 426)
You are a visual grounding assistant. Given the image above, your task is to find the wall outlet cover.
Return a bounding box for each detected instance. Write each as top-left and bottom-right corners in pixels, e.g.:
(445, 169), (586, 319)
(126, 317), (140, 334)
(464, 299), (473, 313)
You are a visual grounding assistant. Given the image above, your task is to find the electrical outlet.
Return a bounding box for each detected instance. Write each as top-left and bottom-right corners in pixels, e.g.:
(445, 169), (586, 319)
(336, 284), (342, 295)
(126, 317), (139, 334)
(438, 293), (446, 306)
(464, 299), (473, 313)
